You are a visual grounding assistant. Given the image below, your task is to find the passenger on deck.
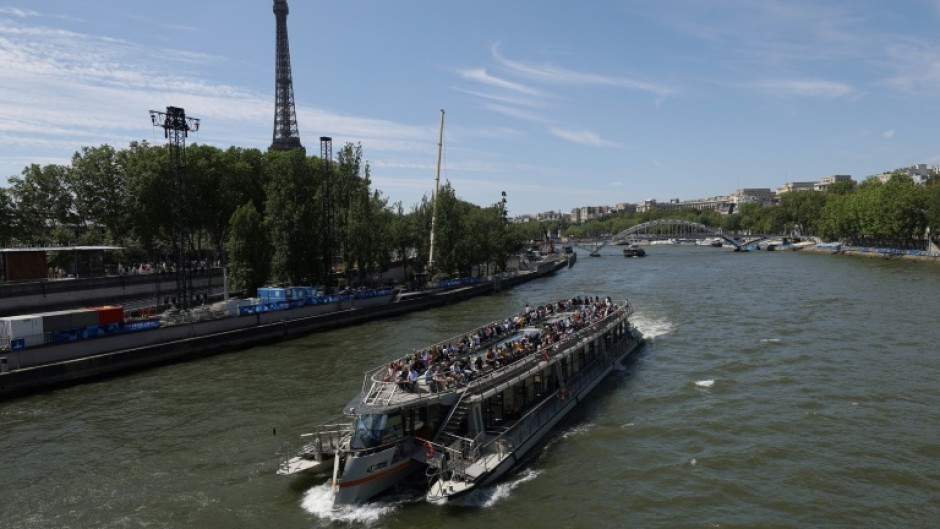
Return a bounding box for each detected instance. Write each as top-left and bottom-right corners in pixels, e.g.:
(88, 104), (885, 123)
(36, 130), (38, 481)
(433, 367), (448, 391)
(424, 366), (436, 392)
(484, 349), (498, 369)
(406, 366), (419, 392)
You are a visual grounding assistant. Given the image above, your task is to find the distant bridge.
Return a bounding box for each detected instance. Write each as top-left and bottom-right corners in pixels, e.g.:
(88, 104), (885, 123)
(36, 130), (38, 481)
(607, 219), (764, 250)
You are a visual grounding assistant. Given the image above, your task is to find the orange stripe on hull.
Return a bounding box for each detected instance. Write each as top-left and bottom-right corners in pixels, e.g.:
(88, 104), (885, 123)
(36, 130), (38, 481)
(334, 459), (413, 489)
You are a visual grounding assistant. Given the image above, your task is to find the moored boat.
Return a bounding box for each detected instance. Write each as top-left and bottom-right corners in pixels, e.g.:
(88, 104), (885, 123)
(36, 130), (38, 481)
(622, 244), (646, 258)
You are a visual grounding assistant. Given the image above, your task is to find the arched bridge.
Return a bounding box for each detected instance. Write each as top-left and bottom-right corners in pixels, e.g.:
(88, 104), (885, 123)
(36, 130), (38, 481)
(609, 219), (752, 249)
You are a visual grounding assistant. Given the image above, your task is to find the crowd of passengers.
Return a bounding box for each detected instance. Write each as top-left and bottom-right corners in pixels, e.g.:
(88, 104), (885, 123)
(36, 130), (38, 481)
(382, 296), (621, 393)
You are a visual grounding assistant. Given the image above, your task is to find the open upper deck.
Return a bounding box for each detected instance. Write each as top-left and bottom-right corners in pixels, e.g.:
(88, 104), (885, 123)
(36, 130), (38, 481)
(349, 299), (632, 414)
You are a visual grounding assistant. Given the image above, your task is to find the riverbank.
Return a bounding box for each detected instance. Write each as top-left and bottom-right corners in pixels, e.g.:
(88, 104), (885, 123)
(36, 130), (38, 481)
(802, 243), (940, 264)
(0, 258), (568, 400)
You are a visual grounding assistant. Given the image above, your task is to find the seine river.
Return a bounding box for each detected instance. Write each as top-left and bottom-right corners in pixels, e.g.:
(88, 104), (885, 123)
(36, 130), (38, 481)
(3, 245), (939, 528)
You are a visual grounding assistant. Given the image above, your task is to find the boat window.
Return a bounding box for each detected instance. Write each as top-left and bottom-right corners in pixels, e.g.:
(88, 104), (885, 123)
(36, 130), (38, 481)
(503, 387), (522, 420)
(513, 385), (526, 418)
(350, 414), (387, 450)
(484, 393), (504, 426)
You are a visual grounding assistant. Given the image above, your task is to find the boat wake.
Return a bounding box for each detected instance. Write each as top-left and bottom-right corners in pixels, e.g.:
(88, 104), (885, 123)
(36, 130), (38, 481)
(694, 379), (715, 388)
(631, 313), (675, 340)
(301, 482), (399, 523)
(447, 468), (542, 508)
(759, 338), (783, 344)
(560, 421), (596, 440)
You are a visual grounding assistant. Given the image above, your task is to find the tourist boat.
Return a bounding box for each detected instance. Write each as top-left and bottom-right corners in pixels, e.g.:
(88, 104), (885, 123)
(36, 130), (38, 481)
(622, 244), (646, 258)
(424, 299), (642, 502)
(278, 297), (641, 507)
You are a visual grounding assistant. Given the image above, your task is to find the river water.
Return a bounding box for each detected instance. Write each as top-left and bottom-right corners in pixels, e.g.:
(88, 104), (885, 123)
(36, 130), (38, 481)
(2, 245), (939, 528)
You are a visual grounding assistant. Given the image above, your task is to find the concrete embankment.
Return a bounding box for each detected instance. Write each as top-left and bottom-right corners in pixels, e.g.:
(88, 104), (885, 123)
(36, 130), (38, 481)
(0, 269), (226, 317)
(0, 259), (566, 399)
(801, 245), (940, 264)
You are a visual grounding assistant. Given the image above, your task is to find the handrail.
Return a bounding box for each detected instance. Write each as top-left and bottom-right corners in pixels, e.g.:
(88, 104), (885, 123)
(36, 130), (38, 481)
(359, 301), (632, 405)
(430, 309), (635, 478)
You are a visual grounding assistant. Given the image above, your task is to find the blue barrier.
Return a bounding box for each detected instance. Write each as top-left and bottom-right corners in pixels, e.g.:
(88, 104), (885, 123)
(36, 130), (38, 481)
(11, 338), (25, 352)
(122, 319), (161, 332)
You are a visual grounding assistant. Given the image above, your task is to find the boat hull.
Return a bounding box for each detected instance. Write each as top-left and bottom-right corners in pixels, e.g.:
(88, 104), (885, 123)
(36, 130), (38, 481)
(332, 444), (419, 505)
(427, 327), (643, 501)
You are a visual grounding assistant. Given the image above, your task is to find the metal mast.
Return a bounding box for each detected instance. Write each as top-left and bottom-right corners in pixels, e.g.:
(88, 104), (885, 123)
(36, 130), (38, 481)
(427, 109), (445, 274)
(271, 0), (302, 151)
(320, 136), (335, 290)
(149, 106), (200, 310)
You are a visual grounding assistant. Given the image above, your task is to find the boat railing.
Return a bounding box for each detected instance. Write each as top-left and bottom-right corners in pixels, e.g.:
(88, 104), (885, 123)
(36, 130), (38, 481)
(428, 308), (634, 479)
(357, 305), (566, 397)
(301, 418), (353, 450)
(279, 418), (353, 471)
(357, 300), (632, 406)
(472, 314), (636, 471)
(464, 303), (630, 397)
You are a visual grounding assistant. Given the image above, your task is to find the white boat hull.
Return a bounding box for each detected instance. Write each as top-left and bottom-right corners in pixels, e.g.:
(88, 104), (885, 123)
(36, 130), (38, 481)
(332, 444), (418, 505)
(427, 329), (642, 501)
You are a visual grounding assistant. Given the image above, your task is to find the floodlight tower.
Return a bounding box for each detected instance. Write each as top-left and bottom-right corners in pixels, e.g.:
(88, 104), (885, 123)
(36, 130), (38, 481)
(320, 136), (335, 290)
(149, 106), (200, 310)
(271, 0), (303, 151)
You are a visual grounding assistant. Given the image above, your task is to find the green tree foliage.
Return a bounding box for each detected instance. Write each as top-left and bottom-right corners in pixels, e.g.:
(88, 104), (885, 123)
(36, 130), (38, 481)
(123, 141), (172, 255)
(0, 187), (14, 246)
(226, 202), (270, 294)
(264, 149), (321, 285)
(926, 180), (940, 243)
(8, 163), (74, 244)
(779, 190), (826, 235)
(68, 144), (128, 244)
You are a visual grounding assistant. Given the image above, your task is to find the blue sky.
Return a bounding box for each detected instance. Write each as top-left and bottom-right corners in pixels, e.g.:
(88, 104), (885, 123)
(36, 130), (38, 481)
(3, 1), (940, 216)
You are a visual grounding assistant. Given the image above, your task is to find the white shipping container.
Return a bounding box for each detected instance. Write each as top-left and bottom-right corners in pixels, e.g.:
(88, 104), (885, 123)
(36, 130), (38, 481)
(0, 315), (46, 347)
(0, 315), (44, 338)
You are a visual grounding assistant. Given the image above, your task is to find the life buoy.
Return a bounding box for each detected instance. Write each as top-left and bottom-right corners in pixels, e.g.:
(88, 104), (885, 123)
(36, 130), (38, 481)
(558, 387), (569, 401)
(424, 441), (435, 459)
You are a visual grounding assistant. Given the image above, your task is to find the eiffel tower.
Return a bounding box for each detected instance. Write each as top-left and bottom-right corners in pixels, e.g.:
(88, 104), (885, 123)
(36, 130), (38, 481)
(271, 0), (302, 151)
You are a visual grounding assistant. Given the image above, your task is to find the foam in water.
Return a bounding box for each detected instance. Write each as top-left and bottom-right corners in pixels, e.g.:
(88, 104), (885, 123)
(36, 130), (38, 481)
(760, 338), (783, 344)
(695, 379), (715, 388)
(301, 482), (399, 524)
(631, 313), (675, 340)
(561, 421), (596, 439)
(447, 468), (542, 508)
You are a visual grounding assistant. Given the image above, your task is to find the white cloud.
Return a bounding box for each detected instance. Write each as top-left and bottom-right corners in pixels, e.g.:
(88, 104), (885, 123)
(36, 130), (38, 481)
(458, 68), (542, 96)
(0, 7), (40, 18)
(549, 128), (621, 148)
(491, 44), (676, 101)
(751, 79), (853, 98)
(882, 129), (896, 138)
(453, 87), (544, 108)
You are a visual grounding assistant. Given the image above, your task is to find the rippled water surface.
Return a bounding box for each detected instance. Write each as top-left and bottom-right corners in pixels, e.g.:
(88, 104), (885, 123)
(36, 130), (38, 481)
(3, 246), (940, 528)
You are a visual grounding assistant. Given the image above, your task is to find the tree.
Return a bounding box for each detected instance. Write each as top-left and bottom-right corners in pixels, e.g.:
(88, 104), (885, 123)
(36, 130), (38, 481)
(264, 149), (320, 285)
(68, 144), (128, 244)
(926, 180), (940, 243)
(8, 163), (73, 244)
(878, 174), (926, 247)
(779, 190), (826, 235)
(0, 187), (14, 246)
(388, 203), (414, 284)
(226, 202), (270, 294)
(123, 141), (173, 257)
